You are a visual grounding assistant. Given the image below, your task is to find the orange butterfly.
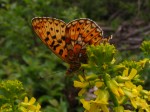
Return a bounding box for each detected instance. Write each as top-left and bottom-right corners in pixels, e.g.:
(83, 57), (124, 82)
(32, 17), (112, 74)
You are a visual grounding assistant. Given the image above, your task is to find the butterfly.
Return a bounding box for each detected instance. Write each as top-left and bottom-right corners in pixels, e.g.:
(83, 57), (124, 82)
(32, 17), (112, 74)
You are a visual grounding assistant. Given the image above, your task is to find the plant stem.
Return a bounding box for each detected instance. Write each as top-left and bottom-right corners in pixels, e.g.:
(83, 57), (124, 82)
(103, 74), (119, 107)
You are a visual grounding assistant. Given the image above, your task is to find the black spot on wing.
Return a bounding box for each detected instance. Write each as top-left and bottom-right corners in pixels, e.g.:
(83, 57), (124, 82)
(53, 44), (60, 50)
(47, 31), (50, 35)
(57, 39), (62, 43)
(56, 30), (59, 33)
(61, 25), (65, 28)
(45, 37), (49, 42)
(52, 35), (56, 39)
(77, 28), (80, 31)
(50, 41), (55, 47)
(59, 49), (63, 55)
(62, 36), (66, 40)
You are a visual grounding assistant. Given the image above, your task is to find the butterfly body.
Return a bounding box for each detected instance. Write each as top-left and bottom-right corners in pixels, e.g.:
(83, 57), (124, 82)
(32, 17), (111, 74)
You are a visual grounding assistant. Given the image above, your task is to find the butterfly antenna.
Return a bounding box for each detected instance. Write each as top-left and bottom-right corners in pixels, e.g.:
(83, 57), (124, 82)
(103, 35), (113, 44)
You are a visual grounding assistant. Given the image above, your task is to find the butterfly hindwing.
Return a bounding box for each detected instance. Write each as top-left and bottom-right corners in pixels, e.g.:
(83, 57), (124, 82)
(63, 19), (102, 69)
(32, 17), (68, 62)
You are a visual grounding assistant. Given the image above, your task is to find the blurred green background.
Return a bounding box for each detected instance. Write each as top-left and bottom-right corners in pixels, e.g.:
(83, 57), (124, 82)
(0, 0), (150, 111)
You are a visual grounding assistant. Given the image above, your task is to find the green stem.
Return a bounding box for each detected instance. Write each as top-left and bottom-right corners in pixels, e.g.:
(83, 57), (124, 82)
(103, 74), (119, 107)
(11, 99), (16, 112)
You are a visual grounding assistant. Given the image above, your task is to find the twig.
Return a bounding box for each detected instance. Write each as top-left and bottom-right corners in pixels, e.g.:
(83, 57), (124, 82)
(126, 24), (150, 37)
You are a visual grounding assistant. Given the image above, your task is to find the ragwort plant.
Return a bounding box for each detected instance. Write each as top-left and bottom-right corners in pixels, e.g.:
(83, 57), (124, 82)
(141, 40), (150, 57)
(74, 43), (150, 112)
(0, 80), (41, 112)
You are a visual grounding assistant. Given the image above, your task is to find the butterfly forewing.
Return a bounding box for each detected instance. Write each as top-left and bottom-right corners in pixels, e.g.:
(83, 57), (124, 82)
(32, 17), (68, 62)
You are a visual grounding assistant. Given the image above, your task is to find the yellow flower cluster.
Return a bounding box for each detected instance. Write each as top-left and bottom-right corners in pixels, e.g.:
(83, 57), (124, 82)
(74, 74), (109, 112)
(74, 43), (150, 112)
(74, 68), (150, 112)
(19, 97), (41, 112)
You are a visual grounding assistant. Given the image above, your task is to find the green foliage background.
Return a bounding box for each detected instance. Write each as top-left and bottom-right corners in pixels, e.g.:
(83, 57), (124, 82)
(0, 0), (150, 111)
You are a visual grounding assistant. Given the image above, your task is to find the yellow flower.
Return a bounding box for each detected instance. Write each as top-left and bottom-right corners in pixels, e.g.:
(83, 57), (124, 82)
(89, 103), (109, 112)
(128, 68), (137, 80)
(95, 81), (104, 88)
(122, 81), (150, 111)
(74, 81), (89, 88)
(111, 58), (116, 64)
(80, 99), (90, 110)
(20, 97), (41, 112)
(114, 106), (124, 112)
(80, 89), (109, 112)
(137, 58), (149, 68)
(74, 74), (106, 97)
(124, 110), (132, 112)
(141, 90), (150, 101)
(102, 63), (108, 69)
(74, 75), (89, 88)
(94, 89), (109, 105)
(74, 75), (89, 96)
(116, 68), (138, 82)
(107, 79), (124, 97)
(24, 97), (36, 105)
(78, 88), (87, 96)
(124, 81), (142, 97)
(80, 99), (109, 112)
(132, 97), (150, 111)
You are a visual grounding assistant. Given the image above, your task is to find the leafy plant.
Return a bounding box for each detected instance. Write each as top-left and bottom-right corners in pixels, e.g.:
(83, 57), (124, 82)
(74, 43), (150, 112)
(141, 40), (150, 57)
(0, 80), (41, 112)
